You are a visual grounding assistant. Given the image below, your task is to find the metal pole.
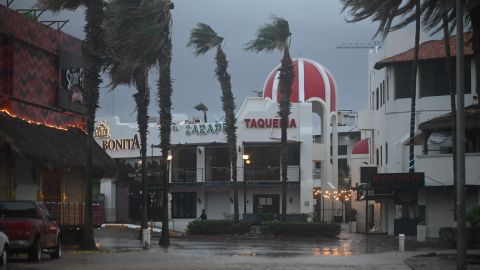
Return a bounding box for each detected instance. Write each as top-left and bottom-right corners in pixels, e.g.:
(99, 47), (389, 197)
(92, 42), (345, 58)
(243, 177), (247, 215)
(455, 0), (466, 269)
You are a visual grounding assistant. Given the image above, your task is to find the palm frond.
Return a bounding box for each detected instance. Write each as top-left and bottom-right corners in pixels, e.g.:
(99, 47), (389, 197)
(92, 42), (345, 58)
(194, 102), (208, 112)
(187, 23), (223, 56)
(245, 16), (291, 53)
(36, 0), (83, 12)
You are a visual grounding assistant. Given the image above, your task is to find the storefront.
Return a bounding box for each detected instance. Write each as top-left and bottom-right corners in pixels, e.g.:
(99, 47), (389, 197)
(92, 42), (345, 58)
(96, 58), (340, 231)
(0, 5), (115, 229)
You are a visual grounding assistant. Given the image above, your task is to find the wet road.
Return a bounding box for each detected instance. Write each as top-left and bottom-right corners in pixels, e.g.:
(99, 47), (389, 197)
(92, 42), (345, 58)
(6, 233), (438, 270)
(7, 247), (415, 270)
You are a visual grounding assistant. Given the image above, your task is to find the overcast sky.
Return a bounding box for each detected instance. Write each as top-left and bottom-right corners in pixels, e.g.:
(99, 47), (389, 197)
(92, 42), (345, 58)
(8, 0), (380, 122)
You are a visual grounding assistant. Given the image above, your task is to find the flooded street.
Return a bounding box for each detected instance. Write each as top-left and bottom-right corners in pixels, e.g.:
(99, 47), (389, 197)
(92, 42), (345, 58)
(6, 229), (445, 270)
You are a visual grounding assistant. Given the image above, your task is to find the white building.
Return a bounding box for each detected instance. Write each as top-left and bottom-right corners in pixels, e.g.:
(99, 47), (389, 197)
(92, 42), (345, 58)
(351, 31), (480, 238)
(96, 58), (341, 231)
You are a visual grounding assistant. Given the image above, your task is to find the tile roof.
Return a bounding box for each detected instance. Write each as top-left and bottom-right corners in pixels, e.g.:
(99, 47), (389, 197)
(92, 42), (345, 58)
(374, 33), (473, 69)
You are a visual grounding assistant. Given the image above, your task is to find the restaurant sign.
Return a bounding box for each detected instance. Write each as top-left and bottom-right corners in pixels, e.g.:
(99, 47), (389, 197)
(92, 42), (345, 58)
(184, 122), (227, 136)
(94, 121), (140, 151)
(371, 172), (425, 190)
(244, 118), (297, 128)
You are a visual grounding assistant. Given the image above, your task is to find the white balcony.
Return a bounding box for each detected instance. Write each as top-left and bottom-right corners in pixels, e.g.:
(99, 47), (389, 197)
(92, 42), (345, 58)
(416, 153), (480, 186)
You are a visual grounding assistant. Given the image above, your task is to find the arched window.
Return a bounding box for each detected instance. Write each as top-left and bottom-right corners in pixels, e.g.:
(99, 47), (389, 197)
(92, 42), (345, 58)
(380, 145), (383, 166)
(385, 142), (388, 164)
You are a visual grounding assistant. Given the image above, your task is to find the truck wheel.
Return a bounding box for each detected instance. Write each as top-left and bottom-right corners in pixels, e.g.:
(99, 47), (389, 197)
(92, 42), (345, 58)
(50, 237), (62, 259)
(28, 238), (42, 262)
(0, 245), (7, 265)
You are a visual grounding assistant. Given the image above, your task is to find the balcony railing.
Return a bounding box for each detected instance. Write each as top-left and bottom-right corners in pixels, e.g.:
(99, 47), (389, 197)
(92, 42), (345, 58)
(169, 166), (301, 186)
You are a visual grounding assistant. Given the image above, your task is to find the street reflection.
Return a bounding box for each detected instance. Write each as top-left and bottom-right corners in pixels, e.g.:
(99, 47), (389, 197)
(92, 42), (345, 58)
(312, 241), (352, 256)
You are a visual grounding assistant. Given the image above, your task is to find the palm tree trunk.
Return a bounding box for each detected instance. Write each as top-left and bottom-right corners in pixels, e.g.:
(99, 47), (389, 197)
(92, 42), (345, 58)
(408, 0), (420, 174)
(80, 0), (103, 251)
(278, 48), (294, 221)
(442, 14), (457, 222)
(215, 47), (239, 223)
(158, 22), (173, 247)
(203, 111), (207, 123)
(134, 71), (150, 234)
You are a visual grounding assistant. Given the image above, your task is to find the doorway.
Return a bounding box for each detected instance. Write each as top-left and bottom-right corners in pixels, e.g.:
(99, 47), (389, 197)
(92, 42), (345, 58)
(253, 194), (279, 214)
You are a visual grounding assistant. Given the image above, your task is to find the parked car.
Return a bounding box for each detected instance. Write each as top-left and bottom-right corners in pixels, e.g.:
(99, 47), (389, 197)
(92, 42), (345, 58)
(0, 230), (8, 266)
(0, 201), (61, 261)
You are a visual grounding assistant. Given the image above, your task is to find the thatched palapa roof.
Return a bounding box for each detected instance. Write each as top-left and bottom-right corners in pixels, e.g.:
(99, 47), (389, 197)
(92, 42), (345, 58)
(419, 104), (480, 131)
(0, 112), (116, 177)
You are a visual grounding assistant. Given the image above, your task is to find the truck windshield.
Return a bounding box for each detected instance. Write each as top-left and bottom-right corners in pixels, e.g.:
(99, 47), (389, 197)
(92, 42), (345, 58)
(0, 202), (38, 218)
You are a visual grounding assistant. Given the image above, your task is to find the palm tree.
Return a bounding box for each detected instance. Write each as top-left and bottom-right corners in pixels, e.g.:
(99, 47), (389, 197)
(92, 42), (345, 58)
(245, 16), (293, 221)
(194, 102), (208, 123)
(142, 0), (175, 247)
(37, 0), (105, 250)
(103, 0), (153, 240)
(341, 0), (421, 173)
(187, 23), (240, 223)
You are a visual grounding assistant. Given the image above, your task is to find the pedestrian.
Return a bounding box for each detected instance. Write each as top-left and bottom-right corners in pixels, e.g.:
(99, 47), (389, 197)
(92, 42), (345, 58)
(199, 209), (207, 220)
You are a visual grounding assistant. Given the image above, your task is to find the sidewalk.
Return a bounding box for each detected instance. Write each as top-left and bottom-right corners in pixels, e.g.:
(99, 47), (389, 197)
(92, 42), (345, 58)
(404, 250), (480, 270)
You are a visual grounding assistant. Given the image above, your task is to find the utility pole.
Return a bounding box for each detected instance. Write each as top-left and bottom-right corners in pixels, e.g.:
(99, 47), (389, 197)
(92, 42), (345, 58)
(455, 0), (466, 269)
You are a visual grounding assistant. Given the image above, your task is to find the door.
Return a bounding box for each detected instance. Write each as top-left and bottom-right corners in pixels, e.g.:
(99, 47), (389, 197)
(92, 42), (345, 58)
(253, 194), (279, 214)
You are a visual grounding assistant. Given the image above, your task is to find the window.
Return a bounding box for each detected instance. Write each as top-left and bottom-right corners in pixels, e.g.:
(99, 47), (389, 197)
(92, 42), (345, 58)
(376, 87), (379, 110)
(171, 148), (197, 183)
(386, 76), (389, 101)
(385, 142), (388, 164)
(205, 146), (230, 181)
(380, 85), (382, 107)
(380, 145), (383, 166)
(371, 92), (375, 110)
(376, 148), (379, 166)
(171, 192), (197, 219)
(338, 158), (348, 178)
(338, 145), (348, 156)
(420, 59), (472, 97)
(395, 63), (413, 99)
(382, 80), (386, 104)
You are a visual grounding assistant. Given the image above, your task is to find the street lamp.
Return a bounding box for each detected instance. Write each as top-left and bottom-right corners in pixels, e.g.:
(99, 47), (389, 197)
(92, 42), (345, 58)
(242, 154), (249, 215)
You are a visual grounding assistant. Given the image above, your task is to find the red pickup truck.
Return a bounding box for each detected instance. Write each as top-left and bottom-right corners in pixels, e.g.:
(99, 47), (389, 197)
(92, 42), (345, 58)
(0, 201), (61, 261)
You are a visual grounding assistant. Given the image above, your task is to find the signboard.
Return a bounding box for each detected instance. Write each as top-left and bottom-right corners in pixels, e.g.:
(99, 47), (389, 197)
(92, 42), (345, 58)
(58, 47), (86, 114)
(360, 166), (377, 185)
(94, 121), (140, 151)
(244, 118), (297, 128)
(371, 172), (425, 190)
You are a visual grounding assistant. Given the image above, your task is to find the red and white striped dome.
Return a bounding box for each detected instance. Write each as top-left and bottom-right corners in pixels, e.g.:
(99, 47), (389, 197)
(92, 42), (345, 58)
(262, 58), (337, 112)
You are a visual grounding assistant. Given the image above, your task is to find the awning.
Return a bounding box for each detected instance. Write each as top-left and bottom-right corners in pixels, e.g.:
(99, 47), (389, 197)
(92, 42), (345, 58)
(0, 112), (115, 177)
(419, 104), (480, 131)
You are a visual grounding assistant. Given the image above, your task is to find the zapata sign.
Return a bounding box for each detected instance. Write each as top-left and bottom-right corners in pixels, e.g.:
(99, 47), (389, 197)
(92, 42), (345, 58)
(59, 47), (86, 114)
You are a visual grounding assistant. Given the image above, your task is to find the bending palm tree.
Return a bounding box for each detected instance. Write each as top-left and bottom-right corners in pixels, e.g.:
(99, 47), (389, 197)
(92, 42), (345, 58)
(146, 0), (175, 247)
(194, 102), (208, 123)
(187, 23), (240, 223)
(104, 0), (152, 241)
(245, 16), (293, 221)
(37, 0), (104, 250)
(341, 0), (421, 173)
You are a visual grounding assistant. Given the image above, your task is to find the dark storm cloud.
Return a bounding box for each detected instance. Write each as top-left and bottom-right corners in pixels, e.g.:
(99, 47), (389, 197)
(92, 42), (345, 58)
(6, 0), (378, 122)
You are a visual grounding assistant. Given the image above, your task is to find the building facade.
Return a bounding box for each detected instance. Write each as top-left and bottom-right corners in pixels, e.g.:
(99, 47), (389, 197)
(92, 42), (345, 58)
(351, 31), (480, 238)
(97, 58), (341, 231)
(0, 5), (114, 228)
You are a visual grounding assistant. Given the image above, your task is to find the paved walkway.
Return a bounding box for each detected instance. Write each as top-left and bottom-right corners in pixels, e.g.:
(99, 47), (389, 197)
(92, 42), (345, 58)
(53, 226), (479, 270)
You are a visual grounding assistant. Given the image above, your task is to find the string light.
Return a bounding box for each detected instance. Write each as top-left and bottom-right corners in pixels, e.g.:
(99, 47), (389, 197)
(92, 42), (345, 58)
(1, 109), (85, 132)
(313, 188), (354, 201)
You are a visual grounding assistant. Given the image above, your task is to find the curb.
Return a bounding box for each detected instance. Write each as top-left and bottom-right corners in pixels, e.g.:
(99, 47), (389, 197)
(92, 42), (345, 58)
(66, 248), (145, 255)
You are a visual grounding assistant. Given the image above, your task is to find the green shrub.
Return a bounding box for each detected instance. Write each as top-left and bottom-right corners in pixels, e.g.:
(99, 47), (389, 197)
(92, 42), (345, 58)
(467, 207), (480, 248)
(439, 227), (456, 243)
(186, 220), (251, 235)
(439, 226), (480, 249)
(261, 221), (341, 238)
